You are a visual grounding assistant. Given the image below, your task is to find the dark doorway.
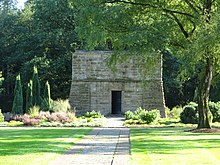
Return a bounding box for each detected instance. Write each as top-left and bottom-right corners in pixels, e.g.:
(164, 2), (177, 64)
(112, 91), (122, 114)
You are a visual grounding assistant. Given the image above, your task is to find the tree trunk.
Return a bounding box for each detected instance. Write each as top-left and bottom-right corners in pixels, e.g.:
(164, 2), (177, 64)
(197, 58), (213, 129)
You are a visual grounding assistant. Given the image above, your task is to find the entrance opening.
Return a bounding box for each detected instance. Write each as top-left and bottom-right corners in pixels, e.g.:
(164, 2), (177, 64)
(112, 91), (122, 114)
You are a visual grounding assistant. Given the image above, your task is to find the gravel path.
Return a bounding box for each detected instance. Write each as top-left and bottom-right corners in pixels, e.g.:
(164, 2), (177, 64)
(49, 118), (130, 165)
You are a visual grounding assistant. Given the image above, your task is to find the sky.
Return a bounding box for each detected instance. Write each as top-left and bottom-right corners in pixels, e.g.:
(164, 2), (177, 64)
(17, 0), (26, 9)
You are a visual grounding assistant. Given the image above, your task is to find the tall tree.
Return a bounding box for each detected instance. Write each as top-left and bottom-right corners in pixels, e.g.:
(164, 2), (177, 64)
(73, 0), (220, 128)
(0, 0), (78, 103)
(20, 0), (77, 98)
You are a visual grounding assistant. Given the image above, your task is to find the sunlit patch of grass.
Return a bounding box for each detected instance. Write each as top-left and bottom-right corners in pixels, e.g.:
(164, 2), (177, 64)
(0, 127), (91, 165)
(131, 127), (220, 165)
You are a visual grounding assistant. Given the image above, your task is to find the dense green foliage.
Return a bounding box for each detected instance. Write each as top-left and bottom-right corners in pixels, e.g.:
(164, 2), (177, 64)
(163, 50), (197, 108)
(12, 74), (23, 114)
(2, 0), (220, 128)
(73, 0), (220, 128)
(0, 0), (78, 112)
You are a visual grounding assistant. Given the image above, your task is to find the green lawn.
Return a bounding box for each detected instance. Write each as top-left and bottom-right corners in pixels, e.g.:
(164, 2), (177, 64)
(130, 127), (220, 165)
(0, 127), (91, 165)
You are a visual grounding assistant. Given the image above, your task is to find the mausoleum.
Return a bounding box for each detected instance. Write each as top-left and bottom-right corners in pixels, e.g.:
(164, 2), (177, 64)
(69, 50), (166, 117)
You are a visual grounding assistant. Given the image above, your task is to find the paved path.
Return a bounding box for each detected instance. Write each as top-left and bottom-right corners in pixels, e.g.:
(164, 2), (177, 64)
(104, 116), (125, 128)
(49, 118), (130, 165)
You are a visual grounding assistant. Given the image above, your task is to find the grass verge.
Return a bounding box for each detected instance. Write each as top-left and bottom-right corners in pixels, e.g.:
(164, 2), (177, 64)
(0, 127), (91, 165)
(130, 127), (220, 165)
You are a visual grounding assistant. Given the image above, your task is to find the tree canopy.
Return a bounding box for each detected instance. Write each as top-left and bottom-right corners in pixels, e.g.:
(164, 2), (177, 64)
(0, 0), (78, 111)
(73, 0), (220, 128)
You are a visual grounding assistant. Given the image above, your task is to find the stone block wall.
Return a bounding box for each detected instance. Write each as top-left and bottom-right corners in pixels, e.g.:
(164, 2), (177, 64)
(69, 50), (166, 117)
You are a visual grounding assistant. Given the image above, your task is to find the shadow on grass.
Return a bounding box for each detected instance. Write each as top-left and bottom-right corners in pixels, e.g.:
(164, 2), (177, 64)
(0, 128), (91, 156)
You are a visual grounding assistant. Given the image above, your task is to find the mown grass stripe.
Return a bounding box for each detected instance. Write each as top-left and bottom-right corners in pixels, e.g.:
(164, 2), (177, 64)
(130, 127), (220, 165)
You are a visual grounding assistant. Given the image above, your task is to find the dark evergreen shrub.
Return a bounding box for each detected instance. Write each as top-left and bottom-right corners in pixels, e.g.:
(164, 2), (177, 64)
(32, 66), (41, 106)
(12, 74), (23, 114)
(180, 103), (198, 124)
(42, 81), (52, 111)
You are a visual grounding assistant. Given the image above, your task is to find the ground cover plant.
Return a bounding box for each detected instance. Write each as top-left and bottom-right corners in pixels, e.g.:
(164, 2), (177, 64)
(130, 127), (220, 165)
(0, 127), (91, 165)
(2, 110), (105, 127)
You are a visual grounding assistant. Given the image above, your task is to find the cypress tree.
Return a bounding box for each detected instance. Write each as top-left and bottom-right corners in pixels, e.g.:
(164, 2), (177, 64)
(12, 74), (23, 114)
(32, 66), (41, 106)
(42, 81), (52, 111)
(26, 80), (33, 113)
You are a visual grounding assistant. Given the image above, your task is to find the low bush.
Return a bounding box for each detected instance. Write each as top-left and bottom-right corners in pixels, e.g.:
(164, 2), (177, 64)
(3, 110), (76, 126)
(37, 111), (51, 120)
(180, 101), (220, 123)
(0, 110), (4, 122)
(66, 112), (76, 121)
(11, 114), (29, 122)
(40, 117), (104, 127)
(23, 118), (40, 126)
(51, 99), (71, 112)
(83, 110), (104, 118)
(46, 112), (74, 123)
(167, 106), (183, 119)
(56, 112), (72, 123)
(180, 102), (198, 124)
(141, 109), (160, 124)
(3, 112), (13, 122)
(124, 107), (160, 124)
(209, 101), (220, 122)
(125, 111), (137, 120)
(27, 106), (40, 118)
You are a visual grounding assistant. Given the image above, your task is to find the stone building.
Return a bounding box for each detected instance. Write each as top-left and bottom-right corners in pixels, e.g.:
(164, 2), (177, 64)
(69, 50), (166, 117)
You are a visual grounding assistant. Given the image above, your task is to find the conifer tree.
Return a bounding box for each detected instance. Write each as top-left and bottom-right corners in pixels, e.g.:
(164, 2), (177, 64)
(32, 66), (41, 106)
(26, 80), (33, 113)
(42, 81), (52, 111)
(12, 74), (23, 114)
